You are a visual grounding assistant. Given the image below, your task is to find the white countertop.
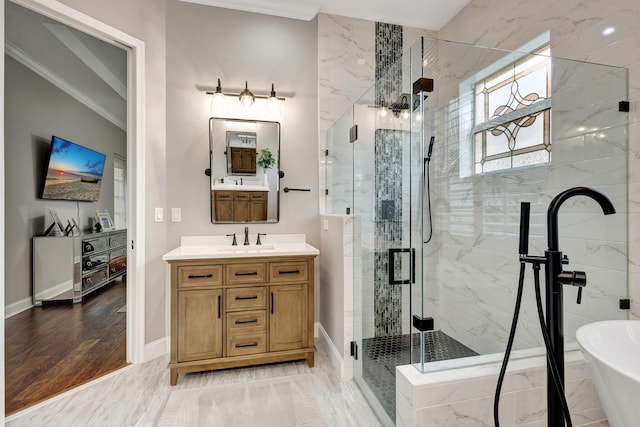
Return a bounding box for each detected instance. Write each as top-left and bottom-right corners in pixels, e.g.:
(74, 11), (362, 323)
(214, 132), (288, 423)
(212, 183), (269, 192)
(162, 234), (319, 261)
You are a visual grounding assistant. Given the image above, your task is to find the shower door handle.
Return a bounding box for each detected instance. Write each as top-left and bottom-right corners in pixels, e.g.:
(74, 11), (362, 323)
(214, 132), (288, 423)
(388, 248), (415, 285)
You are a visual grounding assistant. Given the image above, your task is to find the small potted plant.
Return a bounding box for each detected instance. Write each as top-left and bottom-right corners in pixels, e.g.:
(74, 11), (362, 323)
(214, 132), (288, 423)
(256, 148), (276, 187)
(256, 148), (276, 170)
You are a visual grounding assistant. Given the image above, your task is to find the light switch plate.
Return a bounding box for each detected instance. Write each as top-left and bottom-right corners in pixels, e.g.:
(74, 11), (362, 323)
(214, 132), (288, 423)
(154, 207), (163, 222)
(171, 208), (181, 222)
(323, 219), (329, 230)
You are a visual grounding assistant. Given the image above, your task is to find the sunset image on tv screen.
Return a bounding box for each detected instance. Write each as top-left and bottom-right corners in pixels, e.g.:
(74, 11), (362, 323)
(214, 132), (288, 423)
(41, 136), (107, 201)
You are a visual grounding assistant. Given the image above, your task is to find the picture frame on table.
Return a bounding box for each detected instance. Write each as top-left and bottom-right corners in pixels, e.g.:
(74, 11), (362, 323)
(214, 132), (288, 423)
(45, 209), (65, 236)
(96, 212), (114, 231)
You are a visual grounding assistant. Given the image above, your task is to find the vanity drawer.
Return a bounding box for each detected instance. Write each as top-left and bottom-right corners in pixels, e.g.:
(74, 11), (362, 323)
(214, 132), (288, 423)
(225, 263), (266, 284)
(269, 261), (308, 283)
(250, 192), (266, 201)
(234, 192), (250, 201)
(214, 191), (233, 201)
(227, 332), (267, 357)
(227, 310), (266, 333)
(226, 286), (266, 310)
(178, 265), (223, 288)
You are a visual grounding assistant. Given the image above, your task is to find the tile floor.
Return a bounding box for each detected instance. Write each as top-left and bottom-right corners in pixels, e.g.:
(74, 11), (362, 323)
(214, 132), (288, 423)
(362, 331), (478, 419)
(6, 340), (381, 427)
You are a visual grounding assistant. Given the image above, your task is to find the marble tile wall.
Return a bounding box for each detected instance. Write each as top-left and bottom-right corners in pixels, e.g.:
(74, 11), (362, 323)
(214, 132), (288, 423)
(396, 351), (606, 426)
(424, 52), (628, 354)
(437, 0), (640, 326)
(319, 15), (433, 340)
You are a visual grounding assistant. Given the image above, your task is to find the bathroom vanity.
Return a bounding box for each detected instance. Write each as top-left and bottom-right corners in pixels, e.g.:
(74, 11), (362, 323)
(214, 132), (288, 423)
(162, 235), (318, 385)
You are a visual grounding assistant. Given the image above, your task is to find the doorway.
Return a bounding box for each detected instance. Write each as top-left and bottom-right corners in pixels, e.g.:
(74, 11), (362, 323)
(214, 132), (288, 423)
(3, 0), (146, 416)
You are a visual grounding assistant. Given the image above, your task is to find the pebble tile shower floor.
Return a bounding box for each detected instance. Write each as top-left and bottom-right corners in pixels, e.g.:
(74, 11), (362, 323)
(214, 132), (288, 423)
(362, 331), (478, 420)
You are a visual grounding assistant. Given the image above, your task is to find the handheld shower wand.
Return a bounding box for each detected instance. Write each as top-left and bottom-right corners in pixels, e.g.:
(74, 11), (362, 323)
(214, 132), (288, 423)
(424, 136), (435, 244)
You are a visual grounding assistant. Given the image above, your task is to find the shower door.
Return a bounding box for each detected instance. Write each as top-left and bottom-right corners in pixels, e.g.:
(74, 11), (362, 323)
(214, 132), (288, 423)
(352, 37), (427, 423)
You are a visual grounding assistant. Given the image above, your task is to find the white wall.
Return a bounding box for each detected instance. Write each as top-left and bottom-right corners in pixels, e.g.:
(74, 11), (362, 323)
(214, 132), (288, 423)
(4, 55), (126, 310)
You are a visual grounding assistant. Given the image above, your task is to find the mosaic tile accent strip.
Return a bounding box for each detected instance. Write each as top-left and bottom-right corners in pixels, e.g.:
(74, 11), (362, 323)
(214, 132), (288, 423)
(373, 22), (404, 338)
(375, 22), (403, 109)
(374, 129), (405, 336)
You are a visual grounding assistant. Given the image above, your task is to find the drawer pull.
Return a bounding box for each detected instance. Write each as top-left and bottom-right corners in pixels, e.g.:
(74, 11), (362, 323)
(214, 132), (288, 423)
(235, 271), (258, 276)
(235, 318), (258, 325)
(278, 269), (300, 275)
(235, 295), (258, 300)
(188, 274), (213, 279)
(235, 342), (258, 348)
(217, 295), (221, 319)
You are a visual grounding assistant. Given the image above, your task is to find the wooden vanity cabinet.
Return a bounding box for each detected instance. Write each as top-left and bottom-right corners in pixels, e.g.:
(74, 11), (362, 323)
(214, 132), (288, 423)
(168, 255), (315, 385)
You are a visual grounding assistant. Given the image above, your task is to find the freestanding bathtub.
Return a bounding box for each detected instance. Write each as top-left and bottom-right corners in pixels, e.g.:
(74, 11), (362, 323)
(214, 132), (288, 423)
(576, 320), (640, 427)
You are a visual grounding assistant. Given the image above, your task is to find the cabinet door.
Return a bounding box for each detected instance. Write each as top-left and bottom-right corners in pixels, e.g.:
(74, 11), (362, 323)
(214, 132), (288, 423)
(233, 192), (250, 222)
(178, 289), (223, 362)
(214, 192), (233, 222)
(249, 192), (267, 221)
(269, 283), (308, 352)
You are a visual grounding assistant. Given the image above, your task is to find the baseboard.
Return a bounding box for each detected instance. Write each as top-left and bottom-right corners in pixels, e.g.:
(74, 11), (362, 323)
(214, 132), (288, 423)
(317, 323), (351, 379)
(5, 296), (33, 319)
(144, 336), (169, 362)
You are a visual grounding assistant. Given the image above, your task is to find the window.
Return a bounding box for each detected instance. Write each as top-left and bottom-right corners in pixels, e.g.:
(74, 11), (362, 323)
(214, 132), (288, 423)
(473, 45), (551, 174)
(113, 155), (127, 229)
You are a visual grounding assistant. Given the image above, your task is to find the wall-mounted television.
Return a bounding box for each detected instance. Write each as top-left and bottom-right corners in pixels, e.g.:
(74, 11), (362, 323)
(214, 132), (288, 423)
(41, 136), (107, 202)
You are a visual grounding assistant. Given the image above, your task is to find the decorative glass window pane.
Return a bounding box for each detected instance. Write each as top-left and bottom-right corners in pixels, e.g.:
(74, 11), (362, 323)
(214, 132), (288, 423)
(473, 46), (551, 174)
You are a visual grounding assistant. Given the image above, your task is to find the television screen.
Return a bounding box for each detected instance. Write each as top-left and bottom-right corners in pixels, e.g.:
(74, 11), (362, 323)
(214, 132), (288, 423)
(41, 136), (107, 202)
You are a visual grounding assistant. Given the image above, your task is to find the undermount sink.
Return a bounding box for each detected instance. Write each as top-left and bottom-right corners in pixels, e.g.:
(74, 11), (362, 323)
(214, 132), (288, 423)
(162, 235), (319, 261)
(215, 244), (275, 253)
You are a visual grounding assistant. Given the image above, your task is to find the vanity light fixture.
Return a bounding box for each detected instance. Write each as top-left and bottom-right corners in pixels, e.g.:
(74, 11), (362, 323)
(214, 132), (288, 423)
(212, 78), (224, 100)
(206, 79), (286, 107)
(239, 81), (255, 107)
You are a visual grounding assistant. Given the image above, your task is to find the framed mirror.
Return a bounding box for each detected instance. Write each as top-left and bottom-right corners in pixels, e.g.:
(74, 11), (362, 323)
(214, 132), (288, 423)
(209, 118), (280, 223)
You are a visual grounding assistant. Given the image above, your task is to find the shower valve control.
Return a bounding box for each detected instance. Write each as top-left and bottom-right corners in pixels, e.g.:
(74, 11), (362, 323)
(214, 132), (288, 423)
(558, 270), (587, 304)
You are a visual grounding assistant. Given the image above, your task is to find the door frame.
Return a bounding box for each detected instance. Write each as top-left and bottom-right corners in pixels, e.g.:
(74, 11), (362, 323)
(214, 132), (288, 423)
(2, 0), (147, 394)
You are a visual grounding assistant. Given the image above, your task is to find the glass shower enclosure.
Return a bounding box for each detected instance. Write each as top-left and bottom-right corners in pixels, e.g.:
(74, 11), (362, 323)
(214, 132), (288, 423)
(325, 35), (628, 424)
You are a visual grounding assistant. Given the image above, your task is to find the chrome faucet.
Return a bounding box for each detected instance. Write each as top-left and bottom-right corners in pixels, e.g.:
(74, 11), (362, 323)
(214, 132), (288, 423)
(243, 227), (250, 245)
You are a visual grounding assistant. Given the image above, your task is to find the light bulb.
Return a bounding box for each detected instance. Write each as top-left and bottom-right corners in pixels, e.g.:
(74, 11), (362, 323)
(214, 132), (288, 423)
(239, 81), (255, 107)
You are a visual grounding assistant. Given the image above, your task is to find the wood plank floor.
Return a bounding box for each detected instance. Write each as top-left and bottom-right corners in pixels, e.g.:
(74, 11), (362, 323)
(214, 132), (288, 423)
(5, 279), (127, 415)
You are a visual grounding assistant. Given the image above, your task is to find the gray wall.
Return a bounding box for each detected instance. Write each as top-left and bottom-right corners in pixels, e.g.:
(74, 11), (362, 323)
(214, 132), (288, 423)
(4, 55), (126, 308)
(165, 2), (319, 246)
(164, 3), (320, 318)
(57, 0), (168, 343)
(51, 0), (319, 341)
(319, 215), (345, 355)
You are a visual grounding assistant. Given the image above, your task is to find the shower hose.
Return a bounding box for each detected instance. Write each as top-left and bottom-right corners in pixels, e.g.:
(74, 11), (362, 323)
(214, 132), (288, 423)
(493, 261), (573, 427)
